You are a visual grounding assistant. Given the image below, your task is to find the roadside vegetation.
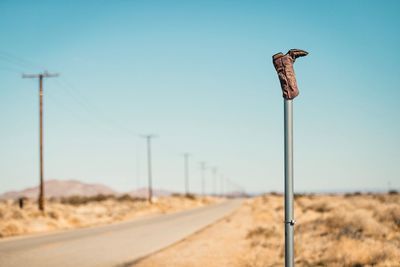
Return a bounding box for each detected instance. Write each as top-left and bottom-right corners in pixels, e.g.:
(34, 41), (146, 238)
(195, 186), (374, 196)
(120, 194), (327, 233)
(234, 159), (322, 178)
(134, 192), (400, 267)
(0, 194), (218, 238)
(245, 192), (400, 267)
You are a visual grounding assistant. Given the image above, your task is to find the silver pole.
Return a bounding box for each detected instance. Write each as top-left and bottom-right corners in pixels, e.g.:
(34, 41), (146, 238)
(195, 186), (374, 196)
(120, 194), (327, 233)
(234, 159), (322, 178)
(284, 99), (295, 267)
(273, 48), (307, 267)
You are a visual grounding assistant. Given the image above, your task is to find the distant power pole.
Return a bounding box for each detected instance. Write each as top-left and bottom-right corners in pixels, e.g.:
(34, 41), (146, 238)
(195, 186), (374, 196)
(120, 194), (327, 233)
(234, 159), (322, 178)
(183, 153), (190, 195)
(220, 174), (224, 197)
(200, 162), (206, 196)
(136, 141), (141, 190)
(226, 178), (231, 197)
(22, 71), (59, 211)
(141, 134), (157, 203)
(211, 166), (217, 196)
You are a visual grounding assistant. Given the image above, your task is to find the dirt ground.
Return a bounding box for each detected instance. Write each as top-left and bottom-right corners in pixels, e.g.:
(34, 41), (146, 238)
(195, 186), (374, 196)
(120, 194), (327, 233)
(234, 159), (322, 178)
(134, 193), (400, 267)
(0, 195), (218, 238)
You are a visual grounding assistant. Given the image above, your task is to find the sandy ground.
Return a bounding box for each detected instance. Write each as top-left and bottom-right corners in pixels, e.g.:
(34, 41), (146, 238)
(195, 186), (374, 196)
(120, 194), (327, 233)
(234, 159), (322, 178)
(0, 195), (219, 238)
(134, 193), (400, 267)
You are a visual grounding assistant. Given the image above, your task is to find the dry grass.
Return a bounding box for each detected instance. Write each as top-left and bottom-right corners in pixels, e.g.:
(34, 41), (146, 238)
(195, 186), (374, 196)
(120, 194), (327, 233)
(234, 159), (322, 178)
(245, 193), (400, 267)
(134, 193), (400, 267)
(0, 195), (218, 238)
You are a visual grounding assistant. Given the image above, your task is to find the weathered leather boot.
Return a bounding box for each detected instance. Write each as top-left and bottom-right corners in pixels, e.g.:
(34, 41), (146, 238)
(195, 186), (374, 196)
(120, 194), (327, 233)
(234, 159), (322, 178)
(272, 49), (308, 100)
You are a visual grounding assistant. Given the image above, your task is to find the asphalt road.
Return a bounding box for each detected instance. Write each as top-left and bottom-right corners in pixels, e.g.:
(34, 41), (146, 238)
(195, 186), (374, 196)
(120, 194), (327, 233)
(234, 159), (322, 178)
(0, 199), (242, 267)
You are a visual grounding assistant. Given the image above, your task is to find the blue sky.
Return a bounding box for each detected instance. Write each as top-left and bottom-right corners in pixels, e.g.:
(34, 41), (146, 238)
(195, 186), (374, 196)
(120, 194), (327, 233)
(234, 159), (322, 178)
(0, 0), (399, 194)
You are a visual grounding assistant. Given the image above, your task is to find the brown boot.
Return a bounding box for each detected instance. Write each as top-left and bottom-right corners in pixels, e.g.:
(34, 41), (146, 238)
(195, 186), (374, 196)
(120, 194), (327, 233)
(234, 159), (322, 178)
(272, 49), (308, 100)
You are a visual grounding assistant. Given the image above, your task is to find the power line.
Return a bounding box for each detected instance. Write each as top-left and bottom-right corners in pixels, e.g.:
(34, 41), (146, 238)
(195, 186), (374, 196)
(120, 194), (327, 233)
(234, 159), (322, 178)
(0, 66), (24, 74)
(50, 78), (138, 136)
(0, 50), (46, 71)
(46, 90), (116, 135)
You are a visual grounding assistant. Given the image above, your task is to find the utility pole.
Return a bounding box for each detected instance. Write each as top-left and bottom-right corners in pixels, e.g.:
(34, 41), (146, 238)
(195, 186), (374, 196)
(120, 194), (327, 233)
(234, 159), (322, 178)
(136, 141), (141, 190)
(141, 134), (157, 203)
(226, 178), (231, 197)
(199, 162), (206, 196)
(211, 166), (217, 196)
(22, 71), (58, 212)
(183, 153), (190, 195)
(220, 174), (224, 197)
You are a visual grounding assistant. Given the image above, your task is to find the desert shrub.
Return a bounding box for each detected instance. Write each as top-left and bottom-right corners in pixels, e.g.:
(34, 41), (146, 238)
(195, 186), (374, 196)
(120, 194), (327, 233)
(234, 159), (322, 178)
(60, 194), (115, 205)
(246, 194), (399, 267)
(116, 194), (146, 202)
(61, 194), (147, 204)
(46, 210), (59, 219)
(388, 190), (398, 195)
(68, 216), (81, 225)
(90, 194), (113, 202)
(246, 225), (278, 248)
(11, 209), (25, 220)
(48, 197), (59, 203)
(344, 192), (362, 198)
(373, 204), (400, 229)
(247, 226), (277, 239)
(274, 205), (283, 211)
(294, 193), (312, 199)
(1, 222), (22, 237)
(269, 191), (282, 196)
(323, 209), (385, 240)
(116, 194), (132, 201)
(259, 195), (269, 204)
(169, 193), (197, 200)
(184, 193), (196, 200)
(305, 201), (332, 213)
(61, 195), (86, 205)
(321, 238), (395, 267)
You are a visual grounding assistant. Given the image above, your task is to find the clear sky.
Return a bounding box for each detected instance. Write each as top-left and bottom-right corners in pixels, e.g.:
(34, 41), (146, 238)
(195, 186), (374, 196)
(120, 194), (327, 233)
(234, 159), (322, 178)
(0, 0), (399, 194)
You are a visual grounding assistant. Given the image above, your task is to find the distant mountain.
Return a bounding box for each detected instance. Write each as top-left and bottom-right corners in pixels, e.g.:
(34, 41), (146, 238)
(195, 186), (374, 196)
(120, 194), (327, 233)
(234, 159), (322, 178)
(0, 179), (118, 199)
(128, 188), (172, 198)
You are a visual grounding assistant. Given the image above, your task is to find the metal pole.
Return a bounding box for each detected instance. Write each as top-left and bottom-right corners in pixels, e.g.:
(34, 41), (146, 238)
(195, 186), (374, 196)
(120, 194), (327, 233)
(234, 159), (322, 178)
(284, 99), (294, 267)
(273, 48), (307, 267)
(146, 136), (153, 204)
(184, 153), (189, 195)
(38, 75), (44, 211)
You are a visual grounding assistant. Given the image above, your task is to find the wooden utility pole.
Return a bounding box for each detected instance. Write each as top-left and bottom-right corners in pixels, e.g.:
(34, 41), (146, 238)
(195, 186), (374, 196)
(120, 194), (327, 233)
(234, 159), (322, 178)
(211, 166), (217, 196)
(22, 71), (58, 211)
(183, 153), (190, 195)
(220, 174), (224, 197)
(199, 162), (206, 196)
(141, 134), (157, 203)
